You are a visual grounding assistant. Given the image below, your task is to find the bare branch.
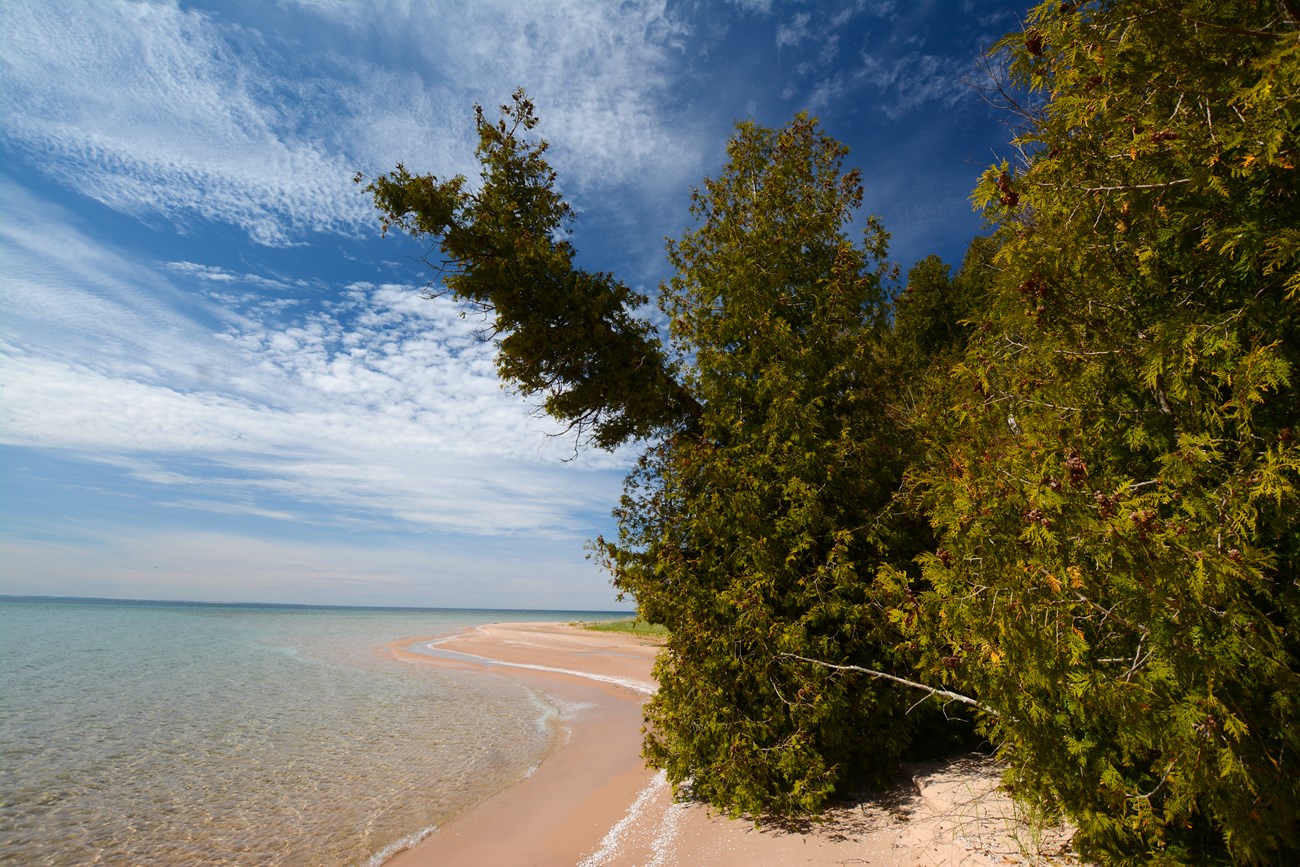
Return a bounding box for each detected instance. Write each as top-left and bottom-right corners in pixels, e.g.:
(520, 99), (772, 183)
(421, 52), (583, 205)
(1081, 179), (1191, 193)
(1074, 593), (1150, 637)
(778, 653), (999, 716)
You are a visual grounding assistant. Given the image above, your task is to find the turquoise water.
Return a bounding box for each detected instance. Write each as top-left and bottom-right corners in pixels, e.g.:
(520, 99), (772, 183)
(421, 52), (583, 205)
(0, 597), (626, 865)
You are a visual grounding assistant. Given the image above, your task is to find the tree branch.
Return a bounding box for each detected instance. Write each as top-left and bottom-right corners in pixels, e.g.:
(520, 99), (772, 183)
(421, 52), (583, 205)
(1080, 178), (1191, 193)
(778, 653), (999, 716)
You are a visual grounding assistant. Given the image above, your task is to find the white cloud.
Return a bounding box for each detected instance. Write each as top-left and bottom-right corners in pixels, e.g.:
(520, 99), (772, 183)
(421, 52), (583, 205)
(756, 4), (983, 121)
(0, 1), (375, 245)
(795, 44), (974, 119)
(0, 322), (621, 537)
(0, 0), (708, 246)
(860, 51), (974, 119)
(776, 13), (812, 48)
(726, 0), (774, 14)
(297, 0), (703, 195)
(0, 185), (245, 388)
(0, 188), (626, 542)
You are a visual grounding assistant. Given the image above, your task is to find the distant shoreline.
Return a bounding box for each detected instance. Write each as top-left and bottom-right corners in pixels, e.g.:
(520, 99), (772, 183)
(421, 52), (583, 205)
(0, 593), (636, 615)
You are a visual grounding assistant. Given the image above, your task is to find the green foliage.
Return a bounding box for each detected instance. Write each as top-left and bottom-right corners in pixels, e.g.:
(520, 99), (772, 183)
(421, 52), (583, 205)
(366, 4), (1298, 856)
(911, 1), (1300, 862)
(577, 618), (669, 638)
(891, 236), (995, 368)
(367, 103), (931, 818)
(597, 116), (925, 816)
(358, 89), (699, 449)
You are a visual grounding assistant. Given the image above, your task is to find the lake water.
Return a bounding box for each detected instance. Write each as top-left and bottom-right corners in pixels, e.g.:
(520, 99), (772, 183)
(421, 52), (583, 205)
(0, 596), (626, 865)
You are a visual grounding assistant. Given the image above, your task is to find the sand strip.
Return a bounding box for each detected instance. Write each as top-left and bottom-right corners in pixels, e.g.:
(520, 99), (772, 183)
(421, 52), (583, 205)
(382, 621), (1082, 866)
(382, 623), (661, 866)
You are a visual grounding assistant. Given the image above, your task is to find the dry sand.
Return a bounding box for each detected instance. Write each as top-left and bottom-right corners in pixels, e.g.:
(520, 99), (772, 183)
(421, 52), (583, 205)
(383, 622), (1081, 866)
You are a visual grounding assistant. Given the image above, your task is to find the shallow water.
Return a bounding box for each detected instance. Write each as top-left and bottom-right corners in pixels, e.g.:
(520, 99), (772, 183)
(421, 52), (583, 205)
(0, 597), (624, 865)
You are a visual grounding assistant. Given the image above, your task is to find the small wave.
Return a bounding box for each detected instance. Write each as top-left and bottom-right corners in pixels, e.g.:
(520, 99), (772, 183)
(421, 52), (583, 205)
(364, 822), (438, 867)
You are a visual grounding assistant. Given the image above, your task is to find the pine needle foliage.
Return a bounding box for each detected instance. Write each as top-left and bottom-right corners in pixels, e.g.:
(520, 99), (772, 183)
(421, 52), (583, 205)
(909, 1), (1300, 862)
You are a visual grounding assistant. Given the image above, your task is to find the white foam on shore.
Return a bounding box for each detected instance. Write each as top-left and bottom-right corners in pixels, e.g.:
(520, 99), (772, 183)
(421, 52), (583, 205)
(367, 822), (438, 867)
(576, 770), (670, 867)
(414, 628), (669, 865)
(423, 635), (656, 696)
(647, 792), (686, 867)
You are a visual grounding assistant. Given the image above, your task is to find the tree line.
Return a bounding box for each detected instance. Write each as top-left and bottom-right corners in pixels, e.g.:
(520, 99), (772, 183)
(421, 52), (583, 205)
(361, 1), (1298, 862)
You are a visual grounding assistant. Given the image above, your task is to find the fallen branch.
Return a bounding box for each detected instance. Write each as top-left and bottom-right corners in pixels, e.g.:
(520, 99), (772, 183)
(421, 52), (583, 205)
(777, 653), (999, 716)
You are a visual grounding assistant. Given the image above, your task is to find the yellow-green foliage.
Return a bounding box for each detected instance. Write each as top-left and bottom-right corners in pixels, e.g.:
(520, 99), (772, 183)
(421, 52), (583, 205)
(910, 1), (1300, 863)
(597, 116), (929, 817)
(577, 619), (668, 638)
(365, 3), (1298, 857)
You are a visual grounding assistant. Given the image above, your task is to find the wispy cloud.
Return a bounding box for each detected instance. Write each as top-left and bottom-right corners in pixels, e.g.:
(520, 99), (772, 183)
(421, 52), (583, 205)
(726, 0), (774, 14)
(1, 185), (624, 541)
(763, 4), (994, 121)
(798, 48), (976, 119)
(295, 0), (704, 195)
(776, 13), (812, 48)
(0, 1), (372, 245)
(0, 0), (707, 246)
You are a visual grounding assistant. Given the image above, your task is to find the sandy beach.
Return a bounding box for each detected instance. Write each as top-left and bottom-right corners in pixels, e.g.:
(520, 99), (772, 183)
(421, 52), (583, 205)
(384, 622), (1081, 866)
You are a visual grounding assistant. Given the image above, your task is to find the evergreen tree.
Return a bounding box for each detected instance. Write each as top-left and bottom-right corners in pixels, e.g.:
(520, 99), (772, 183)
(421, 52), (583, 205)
(893, 257), (959, 366)
(367, 103), (930, 817)
(599, 116), (923, 815)
(890, 239), (998, 458)
(886, 239), (999, 618)
(362, 4), (1300, 850)
(911, 1), (1300, 862)
(358, 90), (699, 450)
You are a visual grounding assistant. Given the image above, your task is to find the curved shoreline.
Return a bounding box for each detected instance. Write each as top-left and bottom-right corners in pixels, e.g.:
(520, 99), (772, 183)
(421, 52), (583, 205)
(417, 627), (657, 695)
(379, 621), (1083, 866)
(380, 622), (662, 866)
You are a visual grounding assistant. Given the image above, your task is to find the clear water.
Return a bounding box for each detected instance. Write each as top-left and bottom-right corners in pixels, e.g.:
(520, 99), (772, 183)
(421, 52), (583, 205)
(0, 596), (625, 865)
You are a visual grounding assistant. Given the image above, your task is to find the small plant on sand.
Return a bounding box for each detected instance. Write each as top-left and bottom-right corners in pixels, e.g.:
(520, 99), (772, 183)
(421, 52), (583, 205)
(577, 619), (669, 638)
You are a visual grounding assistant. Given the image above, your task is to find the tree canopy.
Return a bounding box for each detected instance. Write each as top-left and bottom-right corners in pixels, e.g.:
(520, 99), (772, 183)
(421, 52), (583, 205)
(599, 116), (929, 814)
(364, 2), (1299, 861)
(910, 0), (1300, 861)
(359, 89), (699, 450)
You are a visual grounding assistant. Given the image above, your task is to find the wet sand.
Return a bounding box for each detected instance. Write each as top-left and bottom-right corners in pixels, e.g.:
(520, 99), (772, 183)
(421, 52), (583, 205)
(383, 622), (1081, 866)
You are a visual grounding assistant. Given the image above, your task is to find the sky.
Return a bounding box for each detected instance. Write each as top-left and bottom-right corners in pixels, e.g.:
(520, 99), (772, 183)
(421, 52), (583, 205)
(1, 0), (1028, 610)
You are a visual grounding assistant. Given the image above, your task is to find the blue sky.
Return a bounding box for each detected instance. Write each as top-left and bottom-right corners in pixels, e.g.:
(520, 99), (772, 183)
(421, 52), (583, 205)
(1, 0), (1025, 610)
